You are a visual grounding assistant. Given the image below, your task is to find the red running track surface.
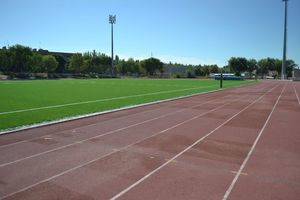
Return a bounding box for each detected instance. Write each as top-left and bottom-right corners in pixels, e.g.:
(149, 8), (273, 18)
(0, 81), (299, 200)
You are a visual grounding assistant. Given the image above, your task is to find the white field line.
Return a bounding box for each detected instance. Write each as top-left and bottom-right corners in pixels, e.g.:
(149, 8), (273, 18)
(222, 84), (286, 200)
(293, 84), (300, 105)
(0, 85), (216, 115)
(0, 84), (263, 199)
(0, 93), (235, 167)
(109, 84), (279, 200)
(0, 81), (257, 135)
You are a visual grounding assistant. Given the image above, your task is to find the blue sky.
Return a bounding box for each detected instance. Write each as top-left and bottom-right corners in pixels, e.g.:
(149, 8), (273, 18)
(0, 0), (299, 66)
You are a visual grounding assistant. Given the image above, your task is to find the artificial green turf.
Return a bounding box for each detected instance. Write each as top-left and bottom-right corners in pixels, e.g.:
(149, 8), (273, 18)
(0, 79), (255, 131)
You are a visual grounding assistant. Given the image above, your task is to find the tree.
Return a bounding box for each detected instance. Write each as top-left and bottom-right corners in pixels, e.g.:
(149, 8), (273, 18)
(116, 58), (140, 75)
(53, 55), (67, 73)
(90, 55), (103, 73)
(82, 52), (92, 73)
(140, 58), (163, 76)
(0, 48), (11, 73)
(68, 53), (85, 73)
(116, 60), (126, 75)
(194, 65), (204, 76)
(9, 45), (33, 73)
(247, 59), (257, 77)
(258, 58), (276, 78)
(42, 55), (58, 73)
(286, 59), (297, 77)
(98, 54), (111, 74)
(202, 65), (210, 76)
(30, 53), (43, 72)
(228, 57), (248, 76)
(127, 58), (140, 74)
(115, 55), (120, 65)
(209, 65), (219, 73)
(222, 65), (231, 73)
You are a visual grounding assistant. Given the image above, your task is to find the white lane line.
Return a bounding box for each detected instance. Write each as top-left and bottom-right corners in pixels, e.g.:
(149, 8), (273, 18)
(0, 93), (235, 167)
(293, 84), (300, 105)
(222, 84), (286, 200)
(109, 84), (279, 200)
(0, 85), (260, 199)
(0, 85), (216, 115)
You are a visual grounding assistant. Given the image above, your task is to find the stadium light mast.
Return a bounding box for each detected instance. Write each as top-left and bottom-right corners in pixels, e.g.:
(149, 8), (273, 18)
(109, 15), (116, 77)
(281, 0), (288, 80)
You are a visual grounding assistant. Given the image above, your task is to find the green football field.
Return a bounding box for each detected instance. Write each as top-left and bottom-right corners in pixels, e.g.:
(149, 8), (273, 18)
(0, 79), (255, 132)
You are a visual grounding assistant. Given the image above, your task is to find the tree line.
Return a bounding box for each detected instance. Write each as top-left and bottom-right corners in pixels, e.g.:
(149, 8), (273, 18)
(68, 51), (164, 76)
(0, 45), (164, 77)
(0, 45), (59, 74)
(0, 44), (298, 79)
(226, 57), (297, 78)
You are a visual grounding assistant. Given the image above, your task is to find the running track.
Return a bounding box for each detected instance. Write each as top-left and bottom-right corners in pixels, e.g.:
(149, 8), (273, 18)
(0, 81), (299, 200)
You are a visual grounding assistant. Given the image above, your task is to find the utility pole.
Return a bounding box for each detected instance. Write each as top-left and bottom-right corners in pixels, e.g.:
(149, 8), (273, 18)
(109, 15), (116, 77)
(281, 0), (288, 80)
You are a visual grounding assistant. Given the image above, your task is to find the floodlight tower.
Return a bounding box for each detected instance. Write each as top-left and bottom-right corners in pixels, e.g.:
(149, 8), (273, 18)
(281, 0), (288, 80)
(109, 15), (116, 77)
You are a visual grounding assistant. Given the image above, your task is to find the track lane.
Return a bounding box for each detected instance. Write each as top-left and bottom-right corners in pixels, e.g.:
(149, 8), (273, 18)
(110, 83), (282, 200)
(113, 83), (283, 200)
(222, 83), (286, 200)
(223, 82), (300, 200)
(0, 81), (276, 198)
(293, 82), (300, 105)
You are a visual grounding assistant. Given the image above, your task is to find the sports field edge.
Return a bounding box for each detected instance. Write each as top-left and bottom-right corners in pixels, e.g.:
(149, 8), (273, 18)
(0, 80), (258, 135)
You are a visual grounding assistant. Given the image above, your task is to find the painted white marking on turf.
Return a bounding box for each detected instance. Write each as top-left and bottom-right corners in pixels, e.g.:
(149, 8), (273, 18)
(222, 84), (286, 200)
(109, 84), (279, 200)
(0, 85), (263, 199)
(1, 81), (255, 135)
(0, 93), (234, 167)
(0, 85), (216, 115)
(293, 84), (300, 105)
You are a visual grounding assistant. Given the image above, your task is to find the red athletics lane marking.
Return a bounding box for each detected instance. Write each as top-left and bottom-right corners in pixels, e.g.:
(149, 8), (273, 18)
(222, 83), (286, 200)
(0, 85), (267, 199)
(109, 84), (279, 200)
(293, 84), (300, 105)
(0, 93), (236, 167)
